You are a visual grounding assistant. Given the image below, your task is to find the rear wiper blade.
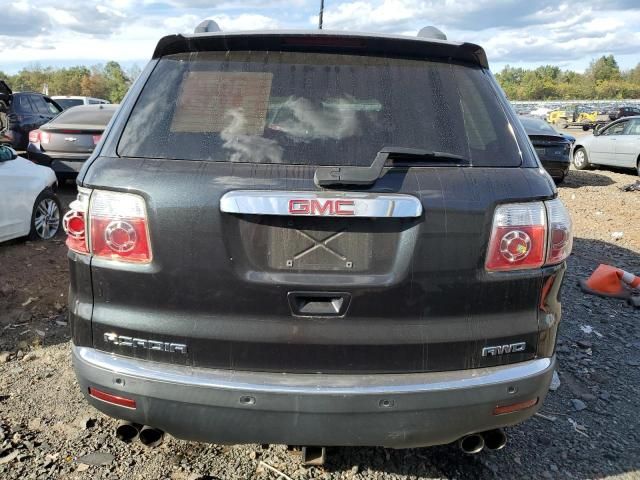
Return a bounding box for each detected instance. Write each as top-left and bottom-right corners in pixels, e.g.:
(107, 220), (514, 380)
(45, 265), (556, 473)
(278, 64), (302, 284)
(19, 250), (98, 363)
(314, 146), (468, 187)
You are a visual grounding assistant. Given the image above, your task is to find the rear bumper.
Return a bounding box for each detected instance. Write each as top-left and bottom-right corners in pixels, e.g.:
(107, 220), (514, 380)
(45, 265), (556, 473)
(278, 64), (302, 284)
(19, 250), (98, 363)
(73, 345), (555, 448)
(26, 146), (89, 174)
(541, 159), (570, 180)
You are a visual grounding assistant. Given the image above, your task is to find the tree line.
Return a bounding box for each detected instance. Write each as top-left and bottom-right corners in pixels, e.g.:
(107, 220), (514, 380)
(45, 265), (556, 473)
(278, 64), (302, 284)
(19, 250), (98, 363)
(2, 55), (639, 103)
(0, 62), (140, 104)
(495, 55), (640, 101)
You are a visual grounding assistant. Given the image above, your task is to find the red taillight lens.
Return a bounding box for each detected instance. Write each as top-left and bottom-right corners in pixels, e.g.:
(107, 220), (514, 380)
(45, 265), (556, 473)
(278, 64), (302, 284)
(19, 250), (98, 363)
(545, 199), (572, 265)
(40, 131), (50, 144)
(63, 189), (152, 263)
(92, 134), (102, 145)
(63, 188), (91, 254)
(89, 190), (152, 263)
(486, 200), (572, 272)
(486, 203), (546, 271)
(28, 130), (40, 143)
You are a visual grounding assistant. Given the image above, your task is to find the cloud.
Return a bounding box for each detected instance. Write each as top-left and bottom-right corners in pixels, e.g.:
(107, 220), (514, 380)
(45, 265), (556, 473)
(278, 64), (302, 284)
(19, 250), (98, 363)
(1, 4), (51, 37)
(1, 0), (640, 73)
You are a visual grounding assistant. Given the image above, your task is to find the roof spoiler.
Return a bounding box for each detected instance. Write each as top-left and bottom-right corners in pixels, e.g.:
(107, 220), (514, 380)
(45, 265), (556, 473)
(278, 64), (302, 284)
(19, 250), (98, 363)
(152, 32), (489, 69)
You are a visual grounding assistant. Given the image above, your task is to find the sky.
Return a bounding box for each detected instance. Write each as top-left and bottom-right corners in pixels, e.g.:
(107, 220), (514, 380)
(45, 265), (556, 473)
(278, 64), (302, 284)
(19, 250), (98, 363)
(1, 0), (640, 74)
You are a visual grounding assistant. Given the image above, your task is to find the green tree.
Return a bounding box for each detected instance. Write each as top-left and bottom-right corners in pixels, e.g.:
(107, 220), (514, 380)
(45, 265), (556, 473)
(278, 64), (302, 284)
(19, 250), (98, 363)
(103, 61), (130, 103)
(586, 55), (621, 84)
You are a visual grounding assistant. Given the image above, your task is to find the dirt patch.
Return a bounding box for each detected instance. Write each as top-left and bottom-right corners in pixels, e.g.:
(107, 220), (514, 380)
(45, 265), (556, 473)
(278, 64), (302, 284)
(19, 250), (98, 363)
(0, 167), (639, 479)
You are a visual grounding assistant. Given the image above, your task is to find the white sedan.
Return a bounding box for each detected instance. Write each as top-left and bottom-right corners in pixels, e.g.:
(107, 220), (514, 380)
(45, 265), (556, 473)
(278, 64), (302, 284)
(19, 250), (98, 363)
(573, 116), (640, 176)
(0, 146), (61, 242)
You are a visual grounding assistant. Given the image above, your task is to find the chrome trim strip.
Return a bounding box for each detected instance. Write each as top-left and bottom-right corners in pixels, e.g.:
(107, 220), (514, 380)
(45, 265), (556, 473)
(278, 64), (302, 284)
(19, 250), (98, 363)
(74, 346), (552, 396)
(219, 190), (423, 218)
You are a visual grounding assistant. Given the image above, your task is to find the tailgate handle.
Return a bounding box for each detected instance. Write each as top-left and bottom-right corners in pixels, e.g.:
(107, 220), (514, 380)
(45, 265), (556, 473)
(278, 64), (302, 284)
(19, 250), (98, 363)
(288, 292), (351, 317)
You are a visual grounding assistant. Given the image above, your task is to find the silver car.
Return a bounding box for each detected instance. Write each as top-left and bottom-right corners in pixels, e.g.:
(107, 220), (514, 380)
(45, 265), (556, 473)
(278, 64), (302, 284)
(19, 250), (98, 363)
(573, 116), (640, 176)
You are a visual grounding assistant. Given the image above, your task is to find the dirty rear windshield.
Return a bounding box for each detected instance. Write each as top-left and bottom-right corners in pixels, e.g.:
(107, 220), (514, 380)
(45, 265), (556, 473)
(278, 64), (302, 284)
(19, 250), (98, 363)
(118, 51), (522, 167)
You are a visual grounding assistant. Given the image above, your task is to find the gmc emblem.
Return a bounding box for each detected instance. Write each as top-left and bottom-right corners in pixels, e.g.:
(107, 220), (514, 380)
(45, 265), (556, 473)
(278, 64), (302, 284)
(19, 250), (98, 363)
(288, 199), (355, 216)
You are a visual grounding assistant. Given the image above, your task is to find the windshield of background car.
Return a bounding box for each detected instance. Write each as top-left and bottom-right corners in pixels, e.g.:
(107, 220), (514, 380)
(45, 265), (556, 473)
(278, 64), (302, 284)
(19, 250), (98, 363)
(118, 51), (522, 167)
(53, 107), (116, 126)
(56, 99), (84, 109)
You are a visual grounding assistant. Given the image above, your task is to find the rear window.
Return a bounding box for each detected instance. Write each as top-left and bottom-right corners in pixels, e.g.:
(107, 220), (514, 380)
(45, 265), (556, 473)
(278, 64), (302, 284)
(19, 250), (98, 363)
(56, 99), (84, 109)
(519, 117), (559, 136)
(53, 107), (115, 126)
(118, 51), (522, 167)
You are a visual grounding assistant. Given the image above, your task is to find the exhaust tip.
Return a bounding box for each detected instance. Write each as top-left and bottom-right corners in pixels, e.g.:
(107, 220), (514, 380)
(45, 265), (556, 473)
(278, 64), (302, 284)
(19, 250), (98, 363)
(138, 426), (164, 448)
(458, 434), (485, 454)
(482, 428), (507, 451)
(115, 421), (140, 443)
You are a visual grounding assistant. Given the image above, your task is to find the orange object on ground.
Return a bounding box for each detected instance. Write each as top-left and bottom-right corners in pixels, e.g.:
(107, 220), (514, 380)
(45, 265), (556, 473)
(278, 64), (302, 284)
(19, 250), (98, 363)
(579, 264), (640, 299)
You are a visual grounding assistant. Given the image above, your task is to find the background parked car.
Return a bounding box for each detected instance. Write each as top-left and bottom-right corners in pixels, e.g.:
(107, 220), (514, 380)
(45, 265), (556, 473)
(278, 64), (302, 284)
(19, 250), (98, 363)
(52, 96), (110, 110)
(0, 82), (63, 150)
(608, 106), (640, 121)
(519, 115), (572, 183)
(0, 145), (61, 242)
(573, 116), (640, 176)
(27, 104), (118, 180)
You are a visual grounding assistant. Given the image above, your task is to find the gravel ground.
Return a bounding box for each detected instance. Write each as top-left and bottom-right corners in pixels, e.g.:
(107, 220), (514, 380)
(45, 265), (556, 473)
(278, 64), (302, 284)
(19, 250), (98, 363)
(0, 165), (639, 480)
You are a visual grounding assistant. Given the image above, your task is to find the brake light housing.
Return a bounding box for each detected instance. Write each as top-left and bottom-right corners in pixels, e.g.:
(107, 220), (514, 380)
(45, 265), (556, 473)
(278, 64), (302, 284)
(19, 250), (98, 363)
(63, 189), (152, 263)
(29, 130), (50, 145)
(486, 199), (572, 272)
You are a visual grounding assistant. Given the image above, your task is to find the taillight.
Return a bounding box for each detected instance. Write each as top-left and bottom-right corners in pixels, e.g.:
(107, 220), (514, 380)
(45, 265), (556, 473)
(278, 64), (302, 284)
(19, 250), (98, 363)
(485, 199), (572, 272)
(62, 187), (91, 254)
(89, 190), (152, 263)
(486, 203), (546, 271)
(63, 189), (152, 263)
(28, 130), (40, 144)
(545, 198), (572, 265)
(92, 134), (102, 145)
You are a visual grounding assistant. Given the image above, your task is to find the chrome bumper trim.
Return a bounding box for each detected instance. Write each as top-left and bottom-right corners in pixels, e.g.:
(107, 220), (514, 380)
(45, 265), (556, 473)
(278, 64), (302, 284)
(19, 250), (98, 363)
(74, 346), (552, 396)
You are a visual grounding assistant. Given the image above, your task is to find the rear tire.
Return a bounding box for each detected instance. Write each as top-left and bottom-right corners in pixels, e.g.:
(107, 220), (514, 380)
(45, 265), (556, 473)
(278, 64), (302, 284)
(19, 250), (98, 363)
(28, 189), (61, 241)
(573, 148), (590, 170)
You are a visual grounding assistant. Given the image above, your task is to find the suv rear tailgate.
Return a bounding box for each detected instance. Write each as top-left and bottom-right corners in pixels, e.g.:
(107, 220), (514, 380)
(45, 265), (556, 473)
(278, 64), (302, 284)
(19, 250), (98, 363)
(85, 156), (552, 373)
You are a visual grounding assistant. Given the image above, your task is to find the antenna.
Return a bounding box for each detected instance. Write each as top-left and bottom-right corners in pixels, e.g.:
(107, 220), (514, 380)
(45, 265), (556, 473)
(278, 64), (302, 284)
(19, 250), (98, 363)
(319, 0), (324, 30)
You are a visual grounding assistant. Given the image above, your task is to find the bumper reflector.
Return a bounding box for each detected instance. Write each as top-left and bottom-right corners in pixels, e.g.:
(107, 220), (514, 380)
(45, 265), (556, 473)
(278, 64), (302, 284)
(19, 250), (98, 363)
(493, 397), (538, 415)
(89, 387), (136, 409)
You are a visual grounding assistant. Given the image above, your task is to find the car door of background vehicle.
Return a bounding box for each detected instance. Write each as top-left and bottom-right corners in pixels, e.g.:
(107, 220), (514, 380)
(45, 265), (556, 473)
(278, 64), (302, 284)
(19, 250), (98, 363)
(13, 95), (37, 136)
(614, 118), (640, 168)
(29, 94), (57, 127)
(590, 120), (628, 166)
(0, 158), (32, 241)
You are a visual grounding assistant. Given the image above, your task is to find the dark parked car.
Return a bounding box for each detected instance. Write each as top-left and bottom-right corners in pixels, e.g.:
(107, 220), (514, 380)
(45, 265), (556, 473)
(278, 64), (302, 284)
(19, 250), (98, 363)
(27, 104), (118, 180)
(519, 116), (572, 184)
(608, 106), (640, 121)
(65, 28), (572, 459)
(0, 82), (62, 150)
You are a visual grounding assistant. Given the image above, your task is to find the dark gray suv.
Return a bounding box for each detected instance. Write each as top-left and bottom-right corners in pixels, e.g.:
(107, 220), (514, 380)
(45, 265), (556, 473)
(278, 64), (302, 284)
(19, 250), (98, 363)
(65, 29), (572, 456)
